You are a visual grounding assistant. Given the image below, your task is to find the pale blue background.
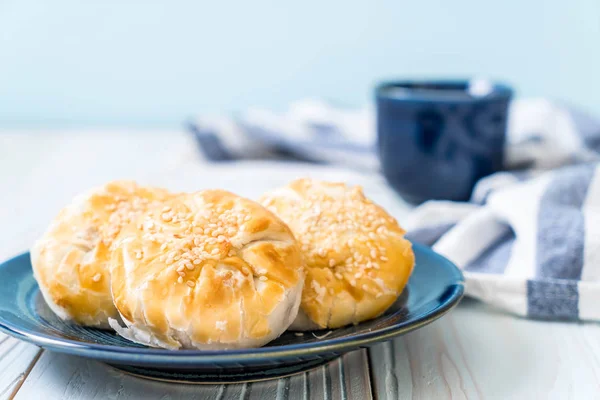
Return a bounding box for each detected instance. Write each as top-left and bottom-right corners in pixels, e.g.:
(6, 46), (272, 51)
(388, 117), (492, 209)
(0, 0), (598, 128)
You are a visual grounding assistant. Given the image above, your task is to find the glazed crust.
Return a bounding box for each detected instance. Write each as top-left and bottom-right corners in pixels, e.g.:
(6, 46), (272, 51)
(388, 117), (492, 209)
(30, 181), (170, 328)
(260, 179), (415, 330)
(109, 189), (304, 349)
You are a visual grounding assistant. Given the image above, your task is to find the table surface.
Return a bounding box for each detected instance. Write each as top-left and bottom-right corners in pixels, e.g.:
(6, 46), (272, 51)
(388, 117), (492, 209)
(1, 130), (599, 400)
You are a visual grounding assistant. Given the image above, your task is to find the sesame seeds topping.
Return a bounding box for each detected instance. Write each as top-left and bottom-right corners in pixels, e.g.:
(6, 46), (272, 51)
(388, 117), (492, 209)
(92, 273), (102, 282)
(262, 180), (401, 290)
(124, 191), (275, 292)
(215, 320), (228, 331)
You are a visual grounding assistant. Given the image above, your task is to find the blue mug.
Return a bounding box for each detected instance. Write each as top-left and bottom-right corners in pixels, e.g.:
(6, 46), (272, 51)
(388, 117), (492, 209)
(376, 80), (513, 203)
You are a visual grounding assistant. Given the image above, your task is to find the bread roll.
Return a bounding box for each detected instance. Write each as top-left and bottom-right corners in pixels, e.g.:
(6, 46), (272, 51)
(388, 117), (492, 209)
(31, 181), (170, 328)
(108, 190), (304, 349)
(260, 179), (414, 330)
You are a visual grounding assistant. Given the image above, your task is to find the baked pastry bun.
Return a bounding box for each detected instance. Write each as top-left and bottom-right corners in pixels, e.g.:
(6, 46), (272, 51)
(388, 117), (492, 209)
(31, 181), (170, 328)
(108, 190), (304, 349)
(260, 179), (414, 330)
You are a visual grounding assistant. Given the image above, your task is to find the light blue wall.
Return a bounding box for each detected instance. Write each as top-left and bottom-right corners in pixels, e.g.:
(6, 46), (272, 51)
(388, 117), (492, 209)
(0, 0), (598, 128)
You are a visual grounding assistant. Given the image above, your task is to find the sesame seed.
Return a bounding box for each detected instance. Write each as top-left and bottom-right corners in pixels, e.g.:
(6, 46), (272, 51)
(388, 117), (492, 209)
(328, 259), (336, 267)
(186, 281), (195, 287)
(177, 276), (183, 284)
(176, 265), (185, 272)
(335, 272), (343, 280)
(259, 276), (267, 281)
(380, 255), (388, 261)
(193, 259), (201, 265)
(92, 273), (102, 282)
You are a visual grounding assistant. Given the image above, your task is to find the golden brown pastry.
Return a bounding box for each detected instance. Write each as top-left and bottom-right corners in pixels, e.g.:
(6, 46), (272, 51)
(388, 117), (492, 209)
(260, 179), (414, 330)
(108, 190), (304, 349)
(31, 181), (170, 328)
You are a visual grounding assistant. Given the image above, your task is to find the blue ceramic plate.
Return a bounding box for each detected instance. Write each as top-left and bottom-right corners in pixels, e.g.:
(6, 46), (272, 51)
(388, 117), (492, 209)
(0, 243), (463, 384)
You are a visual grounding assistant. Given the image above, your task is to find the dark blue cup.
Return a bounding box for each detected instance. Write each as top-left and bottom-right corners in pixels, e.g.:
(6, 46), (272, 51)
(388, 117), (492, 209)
(376, 80), (513, 203)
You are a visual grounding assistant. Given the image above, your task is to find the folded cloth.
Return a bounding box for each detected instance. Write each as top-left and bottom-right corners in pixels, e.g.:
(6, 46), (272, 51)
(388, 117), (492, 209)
(190, 98), (600, 320)
(189, 100), (379, 169)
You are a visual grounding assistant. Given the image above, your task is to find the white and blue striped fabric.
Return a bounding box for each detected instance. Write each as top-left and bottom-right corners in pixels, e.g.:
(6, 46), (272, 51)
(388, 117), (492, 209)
(190, 98), (600, 320)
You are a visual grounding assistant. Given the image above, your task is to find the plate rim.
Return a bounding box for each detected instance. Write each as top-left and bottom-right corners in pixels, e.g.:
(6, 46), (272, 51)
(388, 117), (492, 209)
(0, 243), (464, 363)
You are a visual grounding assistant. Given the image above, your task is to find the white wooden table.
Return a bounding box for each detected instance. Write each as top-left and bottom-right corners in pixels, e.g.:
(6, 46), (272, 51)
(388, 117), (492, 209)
(1, 130), (599, 400)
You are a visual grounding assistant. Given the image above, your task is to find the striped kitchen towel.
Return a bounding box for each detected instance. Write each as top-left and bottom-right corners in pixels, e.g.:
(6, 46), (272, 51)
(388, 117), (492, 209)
(189, 99), (379, 170)
(190, 98), (600, 320)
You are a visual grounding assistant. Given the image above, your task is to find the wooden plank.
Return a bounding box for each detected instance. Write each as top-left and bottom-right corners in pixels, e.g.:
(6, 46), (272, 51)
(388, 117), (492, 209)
(369, 299), (600, 399)
(0, 334), (42, 400)
(14, 350), (371, 400)
(14, 351), (227, 399)
(341, 349), (372, 399)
